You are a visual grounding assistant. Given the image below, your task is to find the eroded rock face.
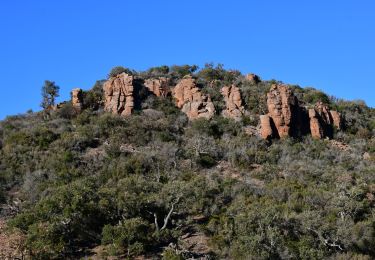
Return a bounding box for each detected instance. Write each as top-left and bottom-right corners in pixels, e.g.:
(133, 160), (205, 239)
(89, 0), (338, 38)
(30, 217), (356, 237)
(330, 110), (342, 130)
(221, 85), (245, 121)
(71, 88), (83, 112)
(266, 84), (299, 138)
(308, 108), (325, 139)
(103, 73), (134, 116)
(308, 102), (341, 139)
(144, 77), (170, 97)
(172, 75), (215, 120)
(260, 115), (275, 139)
(260, 85), (342, 140)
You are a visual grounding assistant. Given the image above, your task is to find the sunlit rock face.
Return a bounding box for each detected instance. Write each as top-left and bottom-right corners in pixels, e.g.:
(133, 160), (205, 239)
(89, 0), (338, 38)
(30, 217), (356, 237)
(221, 85), (245, 121)
(172, 75), (215, 120)
(103, 72), (134, 116)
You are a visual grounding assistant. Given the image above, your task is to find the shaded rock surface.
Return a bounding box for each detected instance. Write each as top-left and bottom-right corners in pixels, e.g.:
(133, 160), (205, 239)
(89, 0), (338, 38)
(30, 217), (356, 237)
(71, 88), (83, 111)
(221, 85), (245, 121)
(246, 73), (261, 84)
(172, 76), (215, 120)
(103, 73), (134, 116)
(260, 114), (275, 139)
(144, 77), (171, 97)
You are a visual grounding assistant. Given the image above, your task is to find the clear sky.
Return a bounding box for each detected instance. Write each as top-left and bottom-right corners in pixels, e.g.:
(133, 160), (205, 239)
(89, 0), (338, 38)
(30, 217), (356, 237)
(0, 0), (374, 119)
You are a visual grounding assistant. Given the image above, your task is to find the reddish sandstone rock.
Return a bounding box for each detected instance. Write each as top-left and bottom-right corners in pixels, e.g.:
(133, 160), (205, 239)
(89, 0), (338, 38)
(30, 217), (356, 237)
(308, 102), (336, 139)
(172, 75), (215, 120)
(71, 88), (83, 112)
(330, 110), (342, 130)
(221, 85), (245, 121)
(144, 77), (170, 97)
(103, 73), (134, 116)
(308, 108), (325, 139)
(260, 115), (274, 139)
(266, 84), (299, 138)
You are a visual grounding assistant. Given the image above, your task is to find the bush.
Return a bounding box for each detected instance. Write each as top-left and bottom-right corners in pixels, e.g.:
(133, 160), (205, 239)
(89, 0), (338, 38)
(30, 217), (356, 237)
(108, 66), (133, 78)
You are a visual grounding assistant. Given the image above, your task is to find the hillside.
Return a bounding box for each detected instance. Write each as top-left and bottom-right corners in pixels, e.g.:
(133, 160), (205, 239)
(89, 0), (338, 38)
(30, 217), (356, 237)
(0, 64), (374, 259)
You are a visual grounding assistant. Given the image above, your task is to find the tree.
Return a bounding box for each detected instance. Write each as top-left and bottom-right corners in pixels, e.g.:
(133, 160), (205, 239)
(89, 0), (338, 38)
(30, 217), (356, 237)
(40, 80), (60, 109)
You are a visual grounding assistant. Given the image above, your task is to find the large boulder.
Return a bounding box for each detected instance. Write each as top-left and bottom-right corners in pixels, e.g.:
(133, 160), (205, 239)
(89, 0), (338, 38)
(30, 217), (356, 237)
(71, 88), (83, 112)
(103, 73), (134, 116)
(172, 76), (215, 120)
(221, 85), (245, 121)
(144, 77), (171, 97)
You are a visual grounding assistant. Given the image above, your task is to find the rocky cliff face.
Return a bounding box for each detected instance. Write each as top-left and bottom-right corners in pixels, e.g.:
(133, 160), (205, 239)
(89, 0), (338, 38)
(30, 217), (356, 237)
(221, 85), (245, 121)
(308, 102), (342, 139)
(265, 84), (300, 138)
(144, 77), (171, 97)
(260, 85), (342, 139)
(172, 75), (215, 120)
(103, 73), (134, 116)
(71, 88), (83, 112)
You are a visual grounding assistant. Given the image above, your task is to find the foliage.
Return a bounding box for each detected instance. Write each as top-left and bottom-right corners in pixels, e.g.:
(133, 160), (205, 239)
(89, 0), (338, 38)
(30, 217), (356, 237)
(108, 66), (133, 78)
(40, 80), (60, 109)
(0, 65), (374, 259)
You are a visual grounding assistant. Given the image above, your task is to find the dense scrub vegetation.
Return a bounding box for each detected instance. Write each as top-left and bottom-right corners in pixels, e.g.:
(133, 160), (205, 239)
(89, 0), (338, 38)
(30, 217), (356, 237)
(0, 64), (374, 259)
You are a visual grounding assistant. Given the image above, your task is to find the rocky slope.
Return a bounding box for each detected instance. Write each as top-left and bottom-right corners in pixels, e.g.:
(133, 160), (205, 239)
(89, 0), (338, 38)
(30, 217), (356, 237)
(1, 65), (373, 259)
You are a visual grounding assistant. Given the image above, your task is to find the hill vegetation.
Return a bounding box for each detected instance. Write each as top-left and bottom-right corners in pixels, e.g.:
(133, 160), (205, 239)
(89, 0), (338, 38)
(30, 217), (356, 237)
(0, 64), (374, 259)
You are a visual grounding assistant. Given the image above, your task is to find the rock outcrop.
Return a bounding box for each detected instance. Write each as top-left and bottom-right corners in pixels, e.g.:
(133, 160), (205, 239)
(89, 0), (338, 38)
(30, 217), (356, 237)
(144, 77), (171, 97)
(308, 102), (342, 139)
(71, 88), (83, 112)
(266, 84), (300, 138)
(308, 108), (326, 139)
(246, 73), (260, 84)
(260, 115), (275, 139)
(221, 85), (245, 121)
(329, 110), (342, 130)
(172, 75), (215, 120)
(260, 85), (343, 140)
(103, 73), (134, 116)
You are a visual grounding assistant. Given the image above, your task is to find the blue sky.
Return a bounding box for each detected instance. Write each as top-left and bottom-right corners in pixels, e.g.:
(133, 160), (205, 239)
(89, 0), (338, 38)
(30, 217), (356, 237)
(0, 0), (374, 119)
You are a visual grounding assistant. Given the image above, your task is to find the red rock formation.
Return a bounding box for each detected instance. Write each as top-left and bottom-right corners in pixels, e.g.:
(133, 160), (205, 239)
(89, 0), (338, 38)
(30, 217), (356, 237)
(329, 110), (342, 130)
(221, 85), (245, 121)
(144, 77), (170, 97)
(260, 115), (274, 139)
(308, 108), (325, 139)
(103, 73), (134, 116)
(172, 75), (215, 120)
(308, 102), (337, 139)
(266, 84), (299, 138)
(71, 88), (83, 112)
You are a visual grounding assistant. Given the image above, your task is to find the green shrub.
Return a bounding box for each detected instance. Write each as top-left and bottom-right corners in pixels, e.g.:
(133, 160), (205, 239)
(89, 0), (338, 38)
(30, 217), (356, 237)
(108, 66), (133, 78)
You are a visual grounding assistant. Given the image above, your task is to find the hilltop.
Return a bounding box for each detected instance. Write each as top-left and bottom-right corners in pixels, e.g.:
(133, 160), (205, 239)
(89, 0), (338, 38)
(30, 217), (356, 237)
(0, 64), (374, 259)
